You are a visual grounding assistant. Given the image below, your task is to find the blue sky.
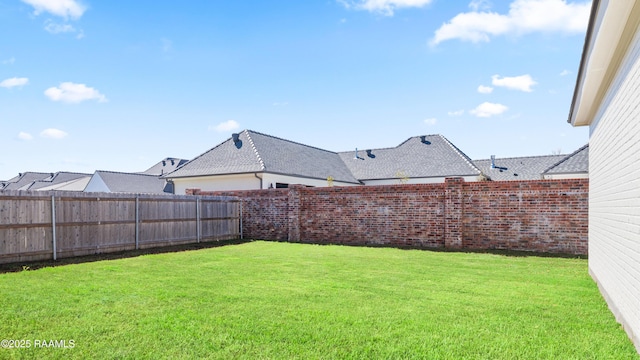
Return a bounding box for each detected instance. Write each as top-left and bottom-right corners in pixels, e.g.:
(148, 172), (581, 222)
(1, 0), (591, 180)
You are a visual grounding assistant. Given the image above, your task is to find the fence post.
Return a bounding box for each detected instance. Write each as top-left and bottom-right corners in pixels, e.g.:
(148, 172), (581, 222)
(135, 196), (139, 250)
(51, 195), (57, 261)
(196, 197), (201, 243)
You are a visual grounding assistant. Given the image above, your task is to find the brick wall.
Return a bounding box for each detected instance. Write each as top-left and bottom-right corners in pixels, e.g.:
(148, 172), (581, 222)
(461, 180), (588, 255)
(188, 178), (588, 255)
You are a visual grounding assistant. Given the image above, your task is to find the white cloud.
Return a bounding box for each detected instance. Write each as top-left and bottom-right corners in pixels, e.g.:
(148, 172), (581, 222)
(18, 132), (33, 141)
(44, 82), (107, 103)
(492, 74), (537, 92)
(338, 0), (433, 16)
(209, 120), (240, 132)
(40, 128), (68, 139)
(448, 109), (465, 116)
(2, 57), (16, 65)
(560, 69), (571, 76)
(431, 0), (590, 45)
(44, 20), (76, 34)
(0, 77), (29, 89)
(21, 0), (86, 19)
(470, 102), (508, 117)
(477, 85), (493, 94)
(423, 118), (437, 125)
(469, 0), (492, 11)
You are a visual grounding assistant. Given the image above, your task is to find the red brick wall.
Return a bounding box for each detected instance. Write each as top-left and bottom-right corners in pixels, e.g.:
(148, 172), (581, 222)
(293, 184), (445, 247)
(461, 180), (589, 255)
(189, 178), (588, 255)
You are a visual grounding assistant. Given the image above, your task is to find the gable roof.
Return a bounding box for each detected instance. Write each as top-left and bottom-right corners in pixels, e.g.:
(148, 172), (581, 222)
(543, 144), (589, 175)
(474, 154), (567, 181)
(0, 172), (53, 191)
(26, 172), (92, 191)
(89, 171), (171, 194)
(165, 130), (360, 184)
(36, 176), (92, 191)
(141, 157), (189, 176)
(338, 135), (481, 180)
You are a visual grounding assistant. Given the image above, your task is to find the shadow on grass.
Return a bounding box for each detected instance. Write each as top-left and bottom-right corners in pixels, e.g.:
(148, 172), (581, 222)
(1, 239), (586, 274)
(267, 240), (588, 260)
(0, 239), (253, 274)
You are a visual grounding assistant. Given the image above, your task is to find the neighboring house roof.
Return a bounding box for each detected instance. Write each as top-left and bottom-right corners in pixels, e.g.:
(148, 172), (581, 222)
(543, 144), (589, 176)
(141, 157), (189, 176)
(86, 171), (171, 194)
(165, 130), (360, 184)
(37, 176), (92, 191)
(25, 172), (92, 191)
(338, 135), (481, 181)
(474, 154), (567, 181)
(1, 172), (52, 191)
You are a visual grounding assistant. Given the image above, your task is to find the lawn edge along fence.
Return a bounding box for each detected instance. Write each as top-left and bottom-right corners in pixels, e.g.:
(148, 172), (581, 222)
(0, 191), (242, 264)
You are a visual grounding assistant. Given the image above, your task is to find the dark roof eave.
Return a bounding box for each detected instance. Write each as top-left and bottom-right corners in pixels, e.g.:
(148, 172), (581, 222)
(359, 174), (480, 181)
(165, 170), (361, 184)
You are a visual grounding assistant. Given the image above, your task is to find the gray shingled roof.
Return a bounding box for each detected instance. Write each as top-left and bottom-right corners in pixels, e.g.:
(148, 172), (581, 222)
(1, 172), (53, 190)
(27, 172), (92, 190)
(543, 144), (589, 175)
(141, 157), (189, 176)
(166, 130), (360, 183)
(94, 171), (171, 194)
(474, 155), (567, 181)
(338, 135), (481, 180)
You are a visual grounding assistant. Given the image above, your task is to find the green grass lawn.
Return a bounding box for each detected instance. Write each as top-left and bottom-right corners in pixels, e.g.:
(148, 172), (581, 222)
(0, 241), (637, 359)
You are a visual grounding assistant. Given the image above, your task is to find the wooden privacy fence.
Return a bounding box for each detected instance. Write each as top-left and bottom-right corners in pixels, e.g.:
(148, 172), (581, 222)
(0, 191), (242, 264)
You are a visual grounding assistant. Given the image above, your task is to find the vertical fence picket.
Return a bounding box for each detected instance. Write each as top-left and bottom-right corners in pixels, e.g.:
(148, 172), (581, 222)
(51, 195), (57, 261)
(135, 196), (140, 250)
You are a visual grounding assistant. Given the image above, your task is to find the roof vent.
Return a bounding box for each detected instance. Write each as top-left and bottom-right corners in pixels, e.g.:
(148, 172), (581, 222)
(366, 149), (375, 158)
(490, 155), (496, 169)
(162, 160), (166, 166)
(170, 159), (175, 165)
(354, 148), (363, 160)
(232, 133), (243, 149)
(420, 136), (431, 145)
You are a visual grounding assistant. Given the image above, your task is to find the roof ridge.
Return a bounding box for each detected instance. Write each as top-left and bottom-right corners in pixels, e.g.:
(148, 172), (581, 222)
(247, 129), (340, 155)
(161, 137), (235, 178)
(337, 134), (442, 154)
(96, 170), (163, 178)
(438, 134), (481, 175)
(474, 154), (567, 162)
(245, 130), (266, 171)
(542, 143), (589, 174)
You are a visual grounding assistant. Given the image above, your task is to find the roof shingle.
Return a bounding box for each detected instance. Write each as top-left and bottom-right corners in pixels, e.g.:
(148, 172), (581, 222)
(474, 155), (567, 181)
(543, 144), (589, 175)
(338, 135), (481, 180)
(166, 130), (360, 183)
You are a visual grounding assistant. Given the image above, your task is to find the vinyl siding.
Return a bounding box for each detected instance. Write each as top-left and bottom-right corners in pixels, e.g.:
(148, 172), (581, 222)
(589, 22), (640, 350)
